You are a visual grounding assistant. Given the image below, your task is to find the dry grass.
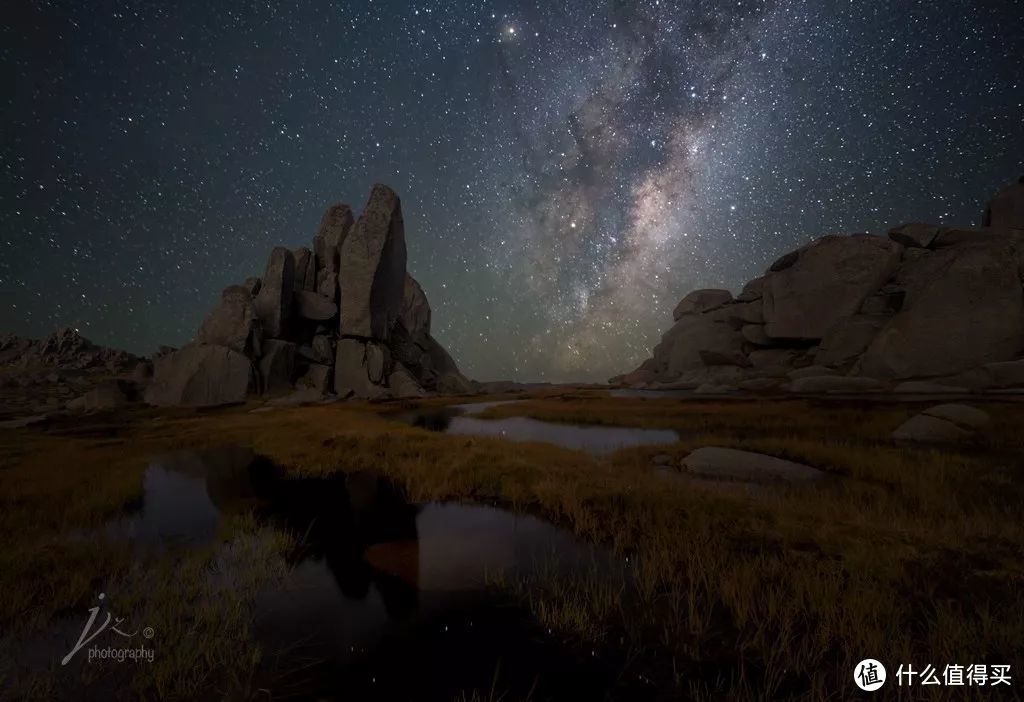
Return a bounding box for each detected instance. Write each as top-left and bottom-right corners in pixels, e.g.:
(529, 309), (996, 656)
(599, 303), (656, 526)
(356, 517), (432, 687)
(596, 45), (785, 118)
(117, 516), (294, 700)
(1, 392), (1023, 699)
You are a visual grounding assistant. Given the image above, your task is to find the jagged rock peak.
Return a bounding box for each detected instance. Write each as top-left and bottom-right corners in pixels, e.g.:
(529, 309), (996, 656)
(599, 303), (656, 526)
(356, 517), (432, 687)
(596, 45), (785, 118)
(146, 184), (470, 407)
(340, 183), (407, 341)
(0, 328), (141, 371)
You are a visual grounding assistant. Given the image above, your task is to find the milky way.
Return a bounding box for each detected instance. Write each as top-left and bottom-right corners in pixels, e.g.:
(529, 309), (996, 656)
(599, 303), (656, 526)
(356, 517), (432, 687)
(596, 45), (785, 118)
(2, 1), (1022, 381)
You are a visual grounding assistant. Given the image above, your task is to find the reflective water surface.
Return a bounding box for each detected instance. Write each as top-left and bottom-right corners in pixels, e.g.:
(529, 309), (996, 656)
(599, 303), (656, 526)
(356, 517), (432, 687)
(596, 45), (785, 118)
(85, 447), (623, 700)
(398, 401), (679, 454)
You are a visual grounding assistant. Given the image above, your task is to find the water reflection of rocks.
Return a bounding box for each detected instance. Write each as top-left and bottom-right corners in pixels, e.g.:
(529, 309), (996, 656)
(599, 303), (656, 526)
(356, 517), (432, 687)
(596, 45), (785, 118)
(109, 447), (622, 700)
(393, 400), (680, 455)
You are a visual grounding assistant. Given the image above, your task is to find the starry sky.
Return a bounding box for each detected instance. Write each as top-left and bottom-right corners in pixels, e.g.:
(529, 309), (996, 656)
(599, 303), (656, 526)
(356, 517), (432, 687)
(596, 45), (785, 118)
(3, 0), (1022, 382)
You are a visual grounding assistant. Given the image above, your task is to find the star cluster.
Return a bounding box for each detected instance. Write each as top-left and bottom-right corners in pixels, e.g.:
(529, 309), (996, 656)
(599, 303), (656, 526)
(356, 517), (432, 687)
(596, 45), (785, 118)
(2, 0), (1022, 381)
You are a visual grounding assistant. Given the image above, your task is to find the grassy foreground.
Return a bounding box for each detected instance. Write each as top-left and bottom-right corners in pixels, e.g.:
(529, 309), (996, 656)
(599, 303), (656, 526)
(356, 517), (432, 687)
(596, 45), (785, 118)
(1, 391), (1023, 699)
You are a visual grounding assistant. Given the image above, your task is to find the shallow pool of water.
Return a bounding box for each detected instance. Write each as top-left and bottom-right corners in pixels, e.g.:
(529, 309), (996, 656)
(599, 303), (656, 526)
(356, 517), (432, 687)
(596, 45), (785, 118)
(57, 448), (623, 699)
(398, 401), (679, 455)
(97, 446), (274, 548)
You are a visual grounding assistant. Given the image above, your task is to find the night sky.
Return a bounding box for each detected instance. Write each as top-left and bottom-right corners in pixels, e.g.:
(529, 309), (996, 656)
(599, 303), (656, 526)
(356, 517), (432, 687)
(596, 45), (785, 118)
(3, 1), (1022, 382)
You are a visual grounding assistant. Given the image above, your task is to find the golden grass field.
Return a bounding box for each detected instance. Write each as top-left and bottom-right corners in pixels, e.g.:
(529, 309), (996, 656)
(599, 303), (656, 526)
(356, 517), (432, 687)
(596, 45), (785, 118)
(1, 391), (1022, 700)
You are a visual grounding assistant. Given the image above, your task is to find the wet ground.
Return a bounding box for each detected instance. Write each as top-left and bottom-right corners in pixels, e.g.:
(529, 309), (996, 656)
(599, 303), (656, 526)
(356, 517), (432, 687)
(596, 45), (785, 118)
(394, 401), (679, 454)
(608, 388), (693, 399)
(37, 447), (640, 701)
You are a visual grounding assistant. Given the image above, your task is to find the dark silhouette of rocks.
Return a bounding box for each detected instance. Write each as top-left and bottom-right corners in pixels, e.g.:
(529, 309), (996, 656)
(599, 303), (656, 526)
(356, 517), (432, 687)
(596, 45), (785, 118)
(258, 339), (297, 394)
(145, 344), (253, 406)
(672, 289), (733, 321)
(253, 247), (295, 339)
(763, 235), (902, 340)
(612, 177), (1024, 394)
(312, 203), (353, 299)
(146, 184), (470, 407)
(680, 447), (823, 482)
(197, 285), (262, 355)
(293, 247), (315, 293)
(0, 328), (145, 416)
(9, 178), (1021, 413)
(892, 404), (991, 443)
(0, 327), (140, 372)
(339, 184), (407, 341)
(983, 176), (1024, 229)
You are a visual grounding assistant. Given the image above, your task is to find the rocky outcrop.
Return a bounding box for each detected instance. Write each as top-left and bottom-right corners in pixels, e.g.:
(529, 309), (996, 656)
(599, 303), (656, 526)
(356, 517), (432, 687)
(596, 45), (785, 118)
(144, 344), (254, 407)
(310, 335), (334, 365)
(762, 235), (902, 340)
(146, 184), (469, 407)
(312, 204), (353, 300)
(672, 289), (732, 321)
(296, 363), (332, 394)
(981, 359), (1024, 388)
(645, 309), (746, 377)
(0, 329), (147, 416)
(614, 177), (1024, 393)
(0, 328), (140, 372)
(258, 340), (296, 394)
(388, 363), (427, 398)
(888, 223), (939, 249)
(198, 285), (262, 355)
(983, 176), (1024, 229)
(294, 291), (338, 322)
(856, 240), (1024, 378)
(254, 247), (295, 339)
(293, 247), (315, 292)
(339, 184), (407, 340)
(400, 274), (432, 337)
(815, 316), (885, 368)
(892, 404), (990, 443)
(680, 447), (823, 482)
(334, 339), (385, 399)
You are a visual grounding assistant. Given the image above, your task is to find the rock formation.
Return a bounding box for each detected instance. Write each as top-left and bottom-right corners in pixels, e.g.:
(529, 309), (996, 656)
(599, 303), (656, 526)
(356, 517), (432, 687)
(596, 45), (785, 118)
(0, 327), (141, 372)
(339, 184), (407, 340)
(0, 329), (146, 415)
(613, 177), (1024, 393)
(146, 184), (470, 407)
(680, 447), (823, 483)
(983, 176), (1024, 229)
(253, 247), (295, 339)
(198, 285), (262, 355)
(892, 404), (991, 443)
(144, 345), (254, 407)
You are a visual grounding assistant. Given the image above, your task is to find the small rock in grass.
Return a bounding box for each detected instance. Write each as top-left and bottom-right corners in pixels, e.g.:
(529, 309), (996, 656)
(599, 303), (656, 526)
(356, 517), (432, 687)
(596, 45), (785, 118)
(680, 447), (823, 483)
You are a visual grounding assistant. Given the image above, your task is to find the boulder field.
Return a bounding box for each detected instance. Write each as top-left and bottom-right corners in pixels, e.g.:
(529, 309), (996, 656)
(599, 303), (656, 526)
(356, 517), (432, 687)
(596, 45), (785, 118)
(146, 184), (472, 407)
(0, 328), (148, 416)
(612, 177), (1024, 393)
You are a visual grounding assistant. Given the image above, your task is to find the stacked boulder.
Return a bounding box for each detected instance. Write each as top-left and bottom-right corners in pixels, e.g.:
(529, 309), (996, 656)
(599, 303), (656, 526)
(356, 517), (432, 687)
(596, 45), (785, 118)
(613, 177), (1024, 393)
(146, 184), (471, 407)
